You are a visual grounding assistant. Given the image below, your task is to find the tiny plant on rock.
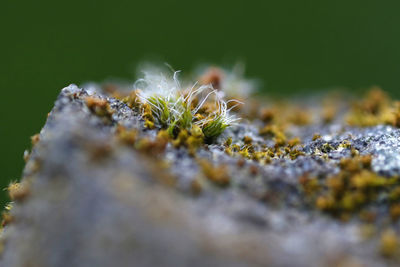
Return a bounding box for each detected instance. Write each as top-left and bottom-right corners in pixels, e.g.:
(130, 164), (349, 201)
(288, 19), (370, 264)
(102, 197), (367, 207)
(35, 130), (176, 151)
(134, 69), (240, 142)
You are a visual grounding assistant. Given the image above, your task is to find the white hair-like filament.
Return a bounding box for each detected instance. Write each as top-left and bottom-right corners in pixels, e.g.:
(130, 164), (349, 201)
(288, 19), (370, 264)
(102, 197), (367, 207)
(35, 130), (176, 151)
(133, 66), (241, 133)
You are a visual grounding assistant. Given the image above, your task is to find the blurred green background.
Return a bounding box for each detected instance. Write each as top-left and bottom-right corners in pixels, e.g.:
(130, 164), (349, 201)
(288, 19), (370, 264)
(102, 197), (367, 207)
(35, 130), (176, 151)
(1, 0), (400, 206)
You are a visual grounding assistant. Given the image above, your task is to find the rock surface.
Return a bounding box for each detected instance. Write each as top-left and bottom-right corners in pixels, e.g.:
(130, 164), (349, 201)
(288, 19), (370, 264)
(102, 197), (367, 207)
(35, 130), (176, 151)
(2, 83), (400, 267)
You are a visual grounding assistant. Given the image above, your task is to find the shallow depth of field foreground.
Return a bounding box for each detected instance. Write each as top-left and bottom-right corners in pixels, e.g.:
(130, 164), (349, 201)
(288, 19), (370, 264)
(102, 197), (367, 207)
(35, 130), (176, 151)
(2, 65), (400, 266)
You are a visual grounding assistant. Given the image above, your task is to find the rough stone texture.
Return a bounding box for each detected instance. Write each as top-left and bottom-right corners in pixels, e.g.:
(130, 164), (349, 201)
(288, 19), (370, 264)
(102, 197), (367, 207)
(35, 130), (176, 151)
(2, 84), (400, 267)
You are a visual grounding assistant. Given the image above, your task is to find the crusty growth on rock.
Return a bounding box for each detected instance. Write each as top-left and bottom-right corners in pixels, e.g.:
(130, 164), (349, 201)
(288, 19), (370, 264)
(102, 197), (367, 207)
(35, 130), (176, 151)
(3, 66), (400, 266)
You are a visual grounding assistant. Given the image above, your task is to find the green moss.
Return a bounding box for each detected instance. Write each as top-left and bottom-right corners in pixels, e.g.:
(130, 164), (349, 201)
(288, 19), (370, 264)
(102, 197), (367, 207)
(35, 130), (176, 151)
(202, 118), (229, 143)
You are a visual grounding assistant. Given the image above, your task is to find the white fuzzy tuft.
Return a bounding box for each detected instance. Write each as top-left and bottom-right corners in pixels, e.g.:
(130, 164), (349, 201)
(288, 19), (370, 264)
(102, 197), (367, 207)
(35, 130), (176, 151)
(133, 65), (241, 138)
(134, 69), (181, 103)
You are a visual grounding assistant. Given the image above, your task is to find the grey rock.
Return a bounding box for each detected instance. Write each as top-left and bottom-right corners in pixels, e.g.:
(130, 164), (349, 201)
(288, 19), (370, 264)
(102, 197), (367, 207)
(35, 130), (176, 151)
(2, 84), (400, 267)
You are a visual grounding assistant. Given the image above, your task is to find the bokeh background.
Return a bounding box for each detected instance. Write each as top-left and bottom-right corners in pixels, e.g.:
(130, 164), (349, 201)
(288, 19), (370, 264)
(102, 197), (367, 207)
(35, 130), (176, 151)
(1, 0), (400, 206)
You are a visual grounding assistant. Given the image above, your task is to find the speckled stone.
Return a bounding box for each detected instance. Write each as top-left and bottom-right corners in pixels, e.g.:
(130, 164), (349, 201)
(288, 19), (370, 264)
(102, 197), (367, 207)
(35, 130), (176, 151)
(1, 84), (399, 267)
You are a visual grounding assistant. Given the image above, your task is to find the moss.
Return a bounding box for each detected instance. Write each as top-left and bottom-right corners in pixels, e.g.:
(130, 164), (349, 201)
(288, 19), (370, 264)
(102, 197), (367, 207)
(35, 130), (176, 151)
(172, 130), (189, 148)
(157, 130), (170, 141)
(243, 136), (253, 145)
(389, 186), (400, 202)
(316, 195), (335, 211)
(142, 103), (153, 120)
(359, 211), (377, 223)
(224, 137), (232, 147)
(259, 125), (287, 148)
(287, 137), (301, 148)
(190, 179), (203, 196)
(187, 127), (204, 155)
(198, 159), (230, 187)
(350, 148), (359, 157)
(380, 229), (399, 257)
(392, 101), (400, 127)
(321, 143), (334, 153)
(231, 144), (241, 152)
(85, 96), (114, 121)
(338, 140), (352, 149)
(121, 90), (141, 109)
(274, 135), (286, 147)
(288, 149), (305, 160)
(322, 101), (337, 124)
(249, 165), (259, 175)
(224, 147), (233, 156)
(350, 170), (392, 189)
(259, 125), (286, 145)
(1, 212), (13, 228)
(309, 152), (400, 219)
(390, 204), (400, 221)
(251, 151), (267, 162)
(359, 224), (376, 239)
(134, 71), (239, 142)
(147, 96), (175, 127)
(144, 119), (155, 129)
(115, 125), (138, 146)
(199, 67), (223, 89)
(135, 135), (168, 156)
(190, 124), (203, 138)
(202, 118), (229, 143)
(23, 150), (31, 163)
(31, 134), (40, 146)
(239, 147), (251, 159)
(259, 108), (275, 123)
(88, 143), (112, 161)
(288, 108), (312, 126)
(299, 175), (320, 195)
(7, 182), (30, 202)
(339, 155), (372, 173)
(312, 133), (321, 141)
(345, 88), (399, 127)
(237, 158), (246, 168)
(115, 125), (172, 157)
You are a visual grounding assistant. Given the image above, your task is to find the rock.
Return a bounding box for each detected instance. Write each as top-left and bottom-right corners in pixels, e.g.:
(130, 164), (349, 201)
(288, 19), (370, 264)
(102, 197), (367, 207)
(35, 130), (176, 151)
(2, 82), (400, 267)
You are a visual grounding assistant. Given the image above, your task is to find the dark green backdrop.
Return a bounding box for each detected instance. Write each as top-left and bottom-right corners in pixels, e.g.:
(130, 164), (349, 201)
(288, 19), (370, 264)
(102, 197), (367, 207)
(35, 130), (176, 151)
(1, 0), (400, 206)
